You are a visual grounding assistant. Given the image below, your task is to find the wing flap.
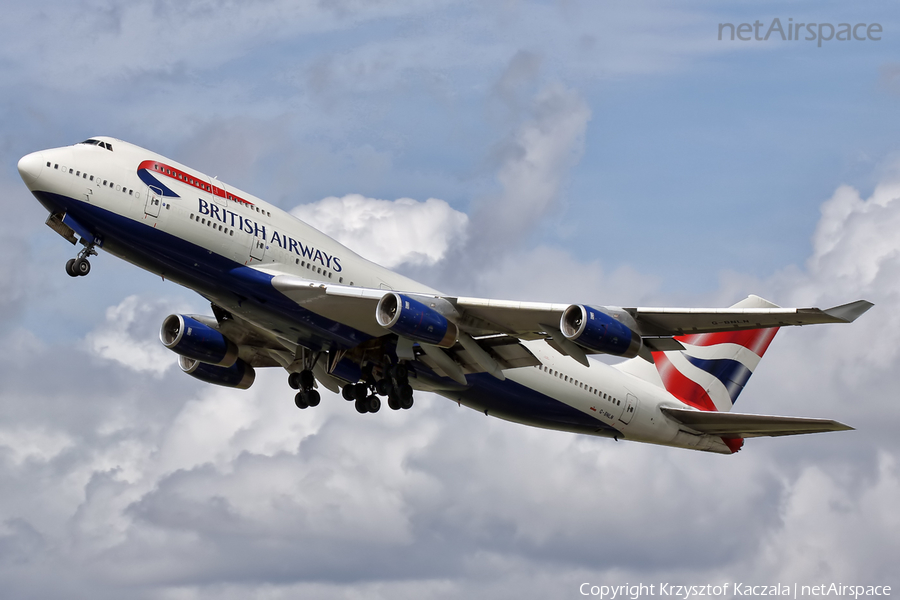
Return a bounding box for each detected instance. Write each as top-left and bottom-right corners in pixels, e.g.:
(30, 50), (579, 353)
(660, 406), (853, 438)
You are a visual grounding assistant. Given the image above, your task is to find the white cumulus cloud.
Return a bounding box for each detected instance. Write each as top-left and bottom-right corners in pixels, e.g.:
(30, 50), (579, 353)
(291, 193), (468, 269)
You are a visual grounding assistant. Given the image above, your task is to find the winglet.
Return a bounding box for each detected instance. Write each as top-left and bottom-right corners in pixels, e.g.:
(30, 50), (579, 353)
(824, 300), (874, 323)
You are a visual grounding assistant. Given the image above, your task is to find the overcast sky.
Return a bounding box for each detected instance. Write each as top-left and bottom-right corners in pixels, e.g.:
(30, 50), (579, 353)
(1, 1), (899, 598)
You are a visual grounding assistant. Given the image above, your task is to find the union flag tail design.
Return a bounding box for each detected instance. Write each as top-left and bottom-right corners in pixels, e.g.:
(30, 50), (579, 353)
(651, 327), (779, 412)
(614, 295), (783, 413)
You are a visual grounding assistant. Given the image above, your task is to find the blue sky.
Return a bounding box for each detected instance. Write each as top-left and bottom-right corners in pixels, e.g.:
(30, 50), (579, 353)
(1, 1), (899, 598)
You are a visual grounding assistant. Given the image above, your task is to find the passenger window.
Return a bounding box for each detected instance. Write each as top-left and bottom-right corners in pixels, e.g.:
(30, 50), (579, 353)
(89, 175), (94, 181)
(76, 171), (80, 176)
(69, 169), (73, 174)
(54, 164), (58, 169)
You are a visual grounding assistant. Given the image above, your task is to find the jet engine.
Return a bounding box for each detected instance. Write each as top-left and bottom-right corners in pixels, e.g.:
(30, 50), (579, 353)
(560, 304), (643, 358)
(376, 293), (458, 348)
(160, 314), (238, 367)
(178, 355), (256, 389)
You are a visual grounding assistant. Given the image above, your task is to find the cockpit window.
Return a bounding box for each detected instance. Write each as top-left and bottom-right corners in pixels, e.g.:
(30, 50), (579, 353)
(79, 139), (113, 151)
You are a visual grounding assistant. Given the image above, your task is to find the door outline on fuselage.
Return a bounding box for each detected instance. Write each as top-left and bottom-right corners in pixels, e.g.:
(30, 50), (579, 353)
(145, 185), (162, 217)
(619, 393), (639, 425)
(250, 235), (266, 262)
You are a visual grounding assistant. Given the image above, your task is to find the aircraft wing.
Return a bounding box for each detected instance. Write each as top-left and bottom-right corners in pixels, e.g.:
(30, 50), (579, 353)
(660, 406), (853, 438)
(270, 273), (872, 341)
(630, 300), (874, 337)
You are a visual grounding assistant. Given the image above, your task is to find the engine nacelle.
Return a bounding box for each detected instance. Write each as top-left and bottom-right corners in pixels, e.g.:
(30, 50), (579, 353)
(375, 292), (458, 348)
(160, 314), (238, 367)
(560, 305), (643, 358)
(179, 355), (256, 389)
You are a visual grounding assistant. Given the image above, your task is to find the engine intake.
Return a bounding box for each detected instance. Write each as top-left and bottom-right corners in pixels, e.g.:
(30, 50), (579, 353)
(160, 314), (238, 367)
(560, 305), (642, 358)
(376, 293), (458, 348)
(179, 355), (256, 389)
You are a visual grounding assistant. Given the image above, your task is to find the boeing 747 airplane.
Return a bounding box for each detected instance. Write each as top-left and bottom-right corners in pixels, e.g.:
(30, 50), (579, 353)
(17, 137), (872, 454)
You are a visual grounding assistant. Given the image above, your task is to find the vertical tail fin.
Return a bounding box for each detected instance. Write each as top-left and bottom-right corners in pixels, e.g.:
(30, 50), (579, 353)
(616, 295), (780, 412)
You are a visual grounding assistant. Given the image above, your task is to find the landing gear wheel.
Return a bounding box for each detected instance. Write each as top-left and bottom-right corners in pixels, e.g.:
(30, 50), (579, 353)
(288, 372), (302, 390)
(398, 384), (413, 402)
(355, 397), (368, 413)
(299, 370), (315, 390)
(388, 394), (401, 411)
(375, 378), (392, 396)
(74, 258), (90, 276)
(366, 395), (381, 413)
(342, 385), (356, 401)
(305, 389), (321, 407)
(65, 259), (77, 277)
(392, 364), (409, 381)
(352, 383), (368, 402)
(400, 395), (414, 410)
(294, 392), (309, 409)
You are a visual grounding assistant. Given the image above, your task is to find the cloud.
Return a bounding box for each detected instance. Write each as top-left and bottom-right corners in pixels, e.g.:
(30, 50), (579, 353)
(4, 159), (900, 598)
(469, 82), (591, 253)
(291, 194), (468, 269)
(83, 295), (187, 376)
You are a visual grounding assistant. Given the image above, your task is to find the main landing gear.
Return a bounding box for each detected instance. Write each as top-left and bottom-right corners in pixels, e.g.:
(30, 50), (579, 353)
(287, 357), (415, 415)
(65, 243), (98, 278)
(289, 369), (320, 409)
(340, 363), (414, 414)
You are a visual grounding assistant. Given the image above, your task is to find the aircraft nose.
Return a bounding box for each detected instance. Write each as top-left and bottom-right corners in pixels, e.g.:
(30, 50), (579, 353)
(17, 151), (44, 186)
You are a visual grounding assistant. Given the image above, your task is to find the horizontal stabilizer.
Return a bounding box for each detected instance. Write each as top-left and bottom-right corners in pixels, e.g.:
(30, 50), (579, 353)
(660, 407), (853, 438)
(824, 300), (874, 323)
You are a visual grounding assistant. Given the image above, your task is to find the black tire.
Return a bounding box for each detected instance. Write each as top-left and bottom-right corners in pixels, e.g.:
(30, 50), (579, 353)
(341, 385), (355, 401)
(74, 258), (90, 276)
(288, 372), (302, 390)
(352, 383), (368, 402)
(398, 383), (413, 402)
(400, 395), (414, 410)
(355, 397), (368, 413)
(367, 395), (381, 413)
(305, 389), (320, 407)
(375, 378), (391, 396)
(65, 259), (77, 277)
(294, 392), (309, 409)
(299, 370), (315, 390)
(393, 364), (408, 381)
(388, 394), (401, 411)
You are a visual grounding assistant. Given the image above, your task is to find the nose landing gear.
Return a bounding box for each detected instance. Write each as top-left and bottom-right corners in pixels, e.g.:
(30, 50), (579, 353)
(65, 243), (98, 277)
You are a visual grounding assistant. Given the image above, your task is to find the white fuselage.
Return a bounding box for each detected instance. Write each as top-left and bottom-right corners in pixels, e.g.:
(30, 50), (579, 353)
(19, 137), (732, 454)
